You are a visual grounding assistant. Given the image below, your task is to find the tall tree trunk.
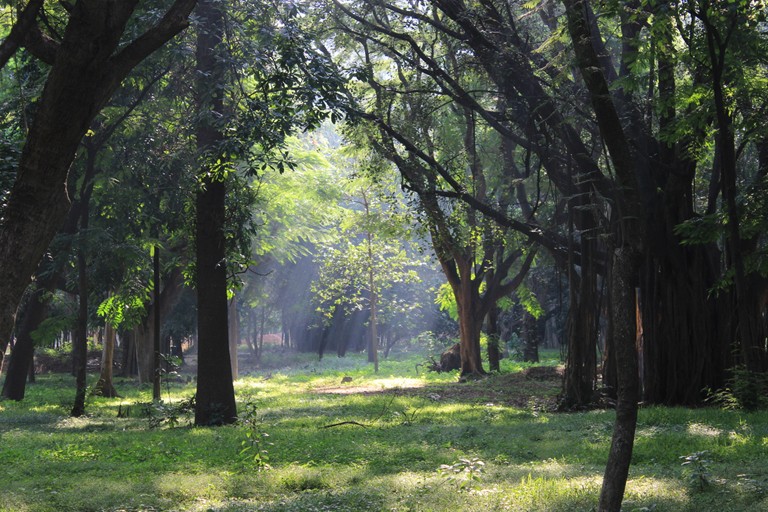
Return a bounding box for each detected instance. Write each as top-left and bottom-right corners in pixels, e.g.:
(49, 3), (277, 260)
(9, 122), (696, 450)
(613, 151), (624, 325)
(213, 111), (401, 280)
(703, 13), (768, 375)
(562, 2), (643, 508)
(71, 152), (95, 417)
(638, 11), (728, 404)
(194, 0), (236, 426)
(71, 232), (89, 417)
(258, 307), (267, 362)
(152, 242), (162, 400)
(366, 228), (379, 372)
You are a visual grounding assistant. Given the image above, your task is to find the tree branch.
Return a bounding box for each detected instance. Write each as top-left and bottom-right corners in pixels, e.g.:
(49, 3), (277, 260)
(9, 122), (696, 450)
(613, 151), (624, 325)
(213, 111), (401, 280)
(109, 0), (197, 80)
(0, 0), (45, 68)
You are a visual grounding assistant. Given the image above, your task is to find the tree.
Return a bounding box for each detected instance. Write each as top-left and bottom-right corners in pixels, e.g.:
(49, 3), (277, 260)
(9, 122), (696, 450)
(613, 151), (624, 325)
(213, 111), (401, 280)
(193, 0), (237, 426)
(334, 5), (540, 378)
(561, 2), (642, 507)
(312, 174), (424, 370)
(190, 0), (351, 416)
(0, 0), (197, 374)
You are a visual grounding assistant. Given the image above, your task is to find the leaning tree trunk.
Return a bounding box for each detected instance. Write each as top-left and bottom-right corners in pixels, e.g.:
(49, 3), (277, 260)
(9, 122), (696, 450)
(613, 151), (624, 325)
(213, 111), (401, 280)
(1, 286), (48, 400)
(598, 247), (640, 511)
(193, 0), (236, 426)
(562, 2), (643, 508)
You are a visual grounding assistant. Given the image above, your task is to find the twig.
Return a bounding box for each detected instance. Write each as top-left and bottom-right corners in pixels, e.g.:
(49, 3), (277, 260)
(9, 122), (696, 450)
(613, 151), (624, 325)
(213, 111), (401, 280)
(321, 421), (368, 429)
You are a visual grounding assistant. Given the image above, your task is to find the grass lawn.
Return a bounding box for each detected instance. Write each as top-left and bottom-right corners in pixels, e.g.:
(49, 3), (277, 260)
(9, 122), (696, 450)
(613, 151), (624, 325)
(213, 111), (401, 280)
(0, 349), (767, 511)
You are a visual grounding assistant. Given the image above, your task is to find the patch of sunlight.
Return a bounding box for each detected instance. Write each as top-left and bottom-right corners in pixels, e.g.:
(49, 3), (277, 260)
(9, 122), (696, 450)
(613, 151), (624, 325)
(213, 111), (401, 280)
(29, 404), (65, 414)
(762, 436), (768, 447)
(624, 476), (690, 509)
(54, 416), (92, 429)
(234, 379), (270, 392)
(636, 425), (665, 438)
(0, 493), (31, 512)
(310, 377), (426, 395)
(627, 476), (687, 496)
(372, 377), (426, 388)
(518, 459), (598, 480)
(687, 422), (724, 437)
(419, 402), (480, 415)
(727, 430), (752, 446)
(507, 472), (602, 508)
(154, 472), (227, 501)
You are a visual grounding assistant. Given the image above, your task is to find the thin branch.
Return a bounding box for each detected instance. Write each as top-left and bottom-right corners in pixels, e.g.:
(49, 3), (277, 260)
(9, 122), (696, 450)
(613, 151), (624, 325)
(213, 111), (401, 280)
(321, 421), (369, 429)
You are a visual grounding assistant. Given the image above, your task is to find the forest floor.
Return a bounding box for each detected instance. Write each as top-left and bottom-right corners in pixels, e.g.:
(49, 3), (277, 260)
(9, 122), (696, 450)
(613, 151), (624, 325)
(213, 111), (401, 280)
(1, 346), (768, 512)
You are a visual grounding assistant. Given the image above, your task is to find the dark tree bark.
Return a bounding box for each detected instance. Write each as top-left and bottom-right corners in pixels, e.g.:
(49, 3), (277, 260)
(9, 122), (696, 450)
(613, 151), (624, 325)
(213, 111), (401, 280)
(521, 311), (540, 363)
(71, 218), (89, 417)
(700, 7), (768, 375)
(562, 202), (599, 407)
(120, 329), (138, 377)
(599, 248), (640, 511)
(193, 0), (236, 426)
(1, 286), (47, 400)
(562, 1), (643, 508)
(486, 306), (501, 372)
(0, 0), (197, 373)
(152, 242), (162, 401)
(71, 148), (97, 417)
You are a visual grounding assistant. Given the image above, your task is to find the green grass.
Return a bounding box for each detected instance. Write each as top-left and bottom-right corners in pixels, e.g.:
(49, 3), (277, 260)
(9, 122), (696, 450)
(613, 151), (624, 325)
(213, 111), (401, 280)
(1, 349), (767, 511)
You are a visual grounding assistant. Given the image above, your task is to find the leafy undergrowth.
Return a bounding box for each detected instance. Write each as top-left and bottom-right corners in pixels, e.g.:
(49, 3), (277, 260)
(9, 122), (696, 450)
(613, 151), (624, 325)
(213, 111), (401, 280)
(1, 350), (767, 511)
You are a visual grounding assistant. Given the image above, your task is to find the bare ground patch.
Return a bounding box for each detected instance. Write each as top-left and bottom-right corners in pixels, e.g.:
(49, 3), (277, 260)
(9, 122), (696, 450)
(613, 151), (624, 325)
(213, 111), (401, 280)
(313, 365), (563, 410)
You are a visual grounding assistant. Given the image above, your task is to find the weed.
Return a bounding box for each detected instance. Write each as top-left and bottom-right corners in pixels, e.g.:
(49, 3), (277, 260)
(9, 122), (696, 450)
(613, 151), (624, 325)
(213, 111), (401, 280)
(437, 457), (485, 490)
(705, 365), (768, 410)
(393, 406), (419, 425)
(237, 397), (272, 472)
(680, 451), (712, 491)
(159, 353), (184, 400)
(238, 430), (272, 471)
(138, 395), (195, 428)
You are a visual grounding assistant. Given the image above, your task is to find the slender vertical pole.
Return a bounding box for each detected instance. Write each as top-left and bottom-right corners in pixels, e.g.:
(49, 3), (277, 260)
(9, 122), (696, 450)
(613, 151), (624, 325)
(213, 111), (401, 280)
(152, 244), (161, 401)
